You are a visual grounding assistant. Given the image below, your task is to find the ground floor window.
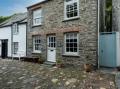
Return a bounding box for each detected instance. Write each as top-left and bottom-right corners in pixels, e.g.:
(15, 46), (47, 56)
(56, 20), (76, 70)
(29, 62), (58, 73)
(13, 42), (18, 54)
(64, 32), (79, 55)
(33, 36), (41, 53)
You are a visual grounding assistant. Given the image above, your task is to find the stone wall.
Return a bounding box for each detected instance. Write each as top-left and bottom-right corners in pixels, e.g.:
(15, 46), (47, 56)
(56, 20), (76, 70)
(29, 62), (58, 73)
(113, 0), (120, 31)
(27, 0), (98, 67)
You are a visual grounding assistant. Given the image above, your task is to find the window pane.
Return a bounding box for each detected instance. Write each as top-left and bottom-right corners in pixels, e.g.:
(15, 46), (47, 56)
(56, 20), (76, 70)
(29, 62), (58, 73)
(70, 33), (73, 38)
(74, 10), (78, 16)
(74, 48), (77, 52)
(70, 47), (74, 52)
(70, 43), (74, 47)
(51, 43), (54, 47)
(66, 43), (70, 47)
(74, 43), (77, 47)
(66, 39), (69, 42)
(51, 37), (53, 42)
(66, 47), (69, 52)
(66, 34), (69, 38)
(70, 39), (74, 42)
(38, 39), (41, 43)
(74, 39), (77, 42)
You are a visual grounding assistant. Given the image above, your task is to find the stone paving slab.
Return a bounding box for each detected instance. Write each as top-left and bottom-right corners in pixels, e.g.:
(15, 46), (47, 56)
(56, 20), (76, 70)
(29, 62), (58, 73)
(115, 73), (120, 89)
(0, 59), (116, 89)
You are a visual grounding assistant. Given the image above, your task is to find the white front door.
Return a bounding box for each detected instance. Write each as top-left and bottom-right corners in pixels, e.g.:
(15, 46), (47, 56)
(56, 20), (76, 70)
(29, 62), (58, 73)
(47, 35), (56, 62)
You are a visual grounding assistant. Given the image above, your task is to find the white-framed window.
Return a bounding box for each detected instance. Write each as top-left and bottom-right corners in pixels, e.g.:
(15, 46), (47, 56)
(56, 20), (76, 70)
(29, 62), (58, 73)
(64, 33), (79, 55)
(33, 36), (41, 53)
(12, 23), (18, 35)
(64, 0), (79, 20)
(13, 42), (18, 54)
(33, 9), (43, 26)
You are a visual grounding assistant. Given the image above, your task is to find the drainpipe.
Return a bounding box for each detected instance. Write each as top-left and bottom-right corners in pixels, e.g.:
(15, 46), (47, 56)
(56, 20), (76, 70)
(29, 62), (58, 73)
(11, 24), (13, 60)
(97, 0), (100, 69)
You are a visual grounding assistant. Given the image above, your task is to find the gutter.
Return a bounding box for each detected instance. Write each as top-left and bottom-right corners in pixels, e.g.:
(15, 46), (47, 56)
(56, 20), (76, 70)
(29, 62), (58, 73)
(0, 25), (12, 28)
(27, 0), (49, 9)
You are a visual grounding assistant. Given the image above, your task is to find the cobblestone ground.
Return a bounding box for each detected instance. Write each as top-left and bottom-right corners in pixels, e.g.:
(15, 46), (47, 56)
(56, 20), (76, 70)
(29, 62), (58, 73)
(0, 59), (116, 89)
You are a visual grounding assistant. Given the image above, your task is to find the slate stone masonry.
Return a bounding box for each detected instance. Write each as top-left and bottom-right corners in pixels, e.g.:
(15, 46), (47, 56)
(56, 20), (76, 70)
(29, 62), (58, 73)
(113, 0), (120, 31)
(27, 0), (98, 67)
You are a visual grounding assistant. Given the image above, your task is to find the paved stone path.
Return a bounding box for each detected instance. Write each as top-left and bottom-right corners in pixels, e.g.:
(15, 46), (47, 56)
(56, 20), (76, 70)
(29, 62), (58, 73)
(0, 59), (116, 89)
(115, 73), (120, 89)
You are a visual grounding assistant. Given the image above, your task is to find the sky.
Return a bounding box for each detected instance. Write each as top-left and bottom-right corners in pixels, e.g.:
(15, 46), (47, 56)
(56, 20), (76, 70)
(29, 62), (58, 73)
(0, 0), (44, 16)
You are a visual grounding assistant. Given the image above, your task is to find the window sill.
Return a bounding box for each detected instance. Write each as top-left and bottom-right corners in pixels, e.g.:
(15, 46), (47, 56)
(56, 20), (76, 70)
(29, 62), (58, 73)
(32, 24), (42, 28)
(13, 33), (19, 35)
(63, 17), (80, 22)
(62, 54), (80, 57)
(32, 52), (41, 54)
(12, 53), (17, 55)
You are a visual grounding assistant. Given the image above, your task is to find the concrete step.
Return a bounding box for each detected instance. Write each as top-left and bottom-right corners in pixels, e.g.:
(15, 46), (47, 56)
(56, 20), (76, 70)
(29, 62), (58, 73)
(44, 61), (56, 67)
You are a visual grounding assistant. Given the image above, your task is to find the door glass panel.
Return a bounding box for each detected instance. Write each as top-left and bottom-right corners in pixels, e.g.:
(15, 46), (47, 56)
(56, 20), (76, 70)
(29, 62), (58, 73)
(51, 37), (53, 42)
(48, 36), (56, 48)
(51, 43), (53, 47)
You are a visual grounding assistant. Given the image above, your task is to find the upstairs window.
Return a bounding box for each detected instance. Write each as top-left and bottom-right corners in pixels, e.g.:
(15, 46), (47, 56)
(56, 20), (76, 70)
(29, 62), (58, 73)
(33, 36), (41, 53)
(33, 9), (43, 26)
(12, 23), (18, 35)
(64, 0), (79, 20)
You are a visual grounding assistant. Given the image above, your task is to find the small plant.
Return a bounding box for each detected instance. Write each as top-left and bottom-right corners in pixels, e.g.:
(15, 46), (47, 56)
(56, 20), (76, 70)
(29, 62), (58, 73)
(38, 54), (44, 64)
(56, 59), (64, 68)
(84, 64), (92, 72)
(117, 66), (120, 71)
(84, 55), (93, 72)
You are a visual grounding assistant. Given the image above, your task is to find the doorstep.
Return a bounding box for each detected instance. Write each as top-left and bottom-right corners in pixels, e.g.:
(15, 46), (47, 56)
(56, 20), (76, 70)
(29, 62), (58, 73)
(43, 61), (56, 67)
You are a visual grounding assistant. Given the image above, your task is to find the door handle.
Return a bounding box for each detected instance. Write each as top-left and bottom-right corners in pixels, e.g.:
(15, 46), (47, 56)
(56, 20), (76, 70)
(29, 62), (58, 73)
(51, 50), (53, 51)
(101, 50), (103, 53)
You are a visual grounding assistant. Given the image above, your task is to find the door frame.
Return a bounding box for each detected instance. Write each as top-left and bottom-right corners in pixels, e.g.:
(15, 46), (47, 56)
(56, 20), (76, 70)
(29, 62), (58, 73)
(47, 35), (56, 62)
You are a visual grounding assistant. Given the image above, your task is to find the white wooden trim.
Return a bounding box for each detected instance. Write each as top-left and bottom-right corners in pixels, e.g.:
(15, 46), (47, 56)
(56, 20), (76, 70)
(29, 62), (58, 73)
(33, 36), (41, 53)
(64, 0), (80, 20)
(64, 33), (79, 55)
(33, 9), (43, 26)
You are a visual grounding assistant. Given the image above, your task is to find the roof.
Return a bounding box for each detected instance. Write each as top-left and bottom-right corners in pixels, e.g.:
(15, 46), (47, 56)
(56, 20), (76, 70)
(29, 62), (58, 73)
(0, 12), (27, 27)
(27, 0), (49, 9)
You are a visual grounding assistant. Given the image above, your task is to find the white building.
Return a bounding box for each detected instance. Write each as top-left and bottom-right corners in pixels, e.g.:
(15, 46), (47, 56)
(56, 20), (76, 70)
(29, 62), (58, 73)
(0, 13), (27, 58)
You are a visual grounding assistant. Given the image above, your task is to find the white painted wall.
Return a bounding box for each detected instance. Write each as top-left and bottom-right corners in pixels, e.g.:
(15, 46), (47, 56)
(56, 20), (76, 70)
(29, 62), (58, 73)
(0, 26), (11, 57)
(13, 24), (26, 57)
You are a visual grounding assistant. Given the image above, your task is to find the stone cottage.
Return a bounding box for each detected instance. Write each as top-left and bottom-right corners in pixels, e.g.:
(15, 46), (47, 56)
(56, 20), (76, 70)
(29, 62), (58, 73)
(27, 0), (99, 67)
